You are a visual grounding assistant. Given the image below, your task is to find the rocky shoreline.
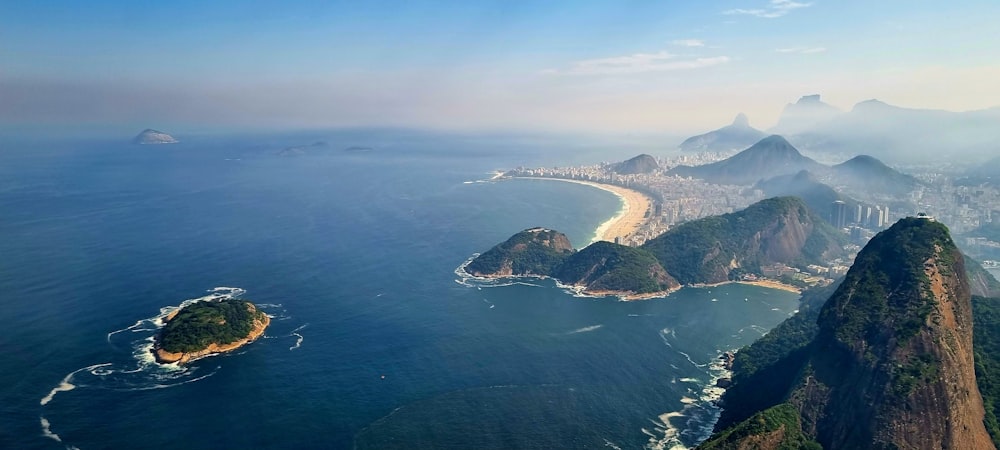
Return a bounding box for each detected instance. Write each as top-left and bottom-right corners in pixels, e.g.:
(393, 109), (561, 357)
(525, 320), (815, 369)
(152, 305), (270, 365)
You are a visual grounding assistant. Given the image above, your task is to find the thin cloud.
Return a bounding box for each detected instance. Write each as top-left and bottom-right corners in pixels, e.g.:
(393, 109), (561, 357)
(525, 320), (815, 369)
(547, 52), (730, 75)
(724, 0), (813, 18)
(775, 46), (827, 54)
(672, 39), (705, 47)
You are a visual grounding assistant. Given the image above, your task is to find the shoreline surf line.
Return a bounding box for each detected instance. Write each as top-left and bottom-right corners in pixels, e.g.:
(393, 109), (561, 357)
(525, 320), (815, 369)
(510, 176), (653, 244)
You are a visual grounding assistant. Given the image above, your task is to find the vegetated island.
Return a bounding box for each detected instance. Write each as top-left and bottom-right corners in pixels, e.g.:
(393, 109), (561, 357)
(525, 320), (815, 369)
(153, 298), (270, 364)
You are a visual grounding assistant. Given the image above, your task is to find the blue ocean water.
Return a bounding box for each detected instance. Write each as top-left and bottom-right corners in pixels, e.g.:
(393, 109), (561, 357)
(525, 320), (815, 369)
(0, 133), (800, 449)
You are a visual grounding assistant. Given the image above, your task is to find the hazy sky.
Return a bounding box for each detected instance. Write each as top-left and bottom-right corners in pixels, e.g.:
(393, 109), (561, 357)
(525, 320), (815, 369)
(3, 0), (999, 134)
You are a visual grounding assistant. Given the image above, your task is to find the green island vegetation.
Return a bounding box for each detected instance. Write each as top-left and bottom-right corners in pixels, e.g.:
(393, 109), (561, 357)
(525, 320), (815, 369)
(464, 228), (574, 276)
(159, 299), (267, 354)
(641, 196), (845, 284)
(554, 241), (677, 294)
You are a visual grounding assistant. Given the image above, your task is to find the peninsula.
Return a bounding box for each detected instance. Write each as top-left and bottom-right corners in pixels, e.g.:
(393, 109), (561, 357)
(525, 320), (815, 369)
(153, 298), (270, 364)
(465, 197), (844, 299)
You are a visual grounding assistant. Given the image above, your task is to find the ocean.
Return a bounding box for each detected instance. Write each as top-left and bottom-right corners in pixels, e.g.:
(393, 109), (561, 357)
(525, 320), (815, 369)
(0, 132), (801, 449)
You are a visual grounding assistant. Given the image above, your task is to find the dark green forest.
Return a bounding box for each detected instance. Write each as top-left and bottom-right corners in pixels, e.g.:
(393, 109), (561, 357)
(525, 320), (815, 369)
(159, 299), (265, 353)
(554, 241), (676, 294)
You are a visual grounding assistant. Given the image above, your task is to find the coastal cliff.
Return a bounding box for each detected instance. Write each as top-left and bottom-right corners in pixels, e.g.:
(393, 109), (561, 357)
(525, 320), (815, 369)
(153, 299), (270, 365)
(699, 217), (996, 449)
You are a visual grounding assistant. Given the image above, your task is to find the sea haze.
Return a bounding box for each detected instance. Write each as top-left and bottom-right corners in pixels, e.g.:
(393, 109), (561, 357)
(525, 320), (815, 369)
(0, 132), (799, 449)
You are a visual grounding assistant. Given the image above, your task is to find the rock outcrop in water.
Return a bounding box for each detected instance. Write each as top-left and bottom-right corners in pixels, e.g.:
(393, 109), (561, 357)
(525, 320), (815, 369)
(132, 129), (178, 145)
(698, 217), (996, 449)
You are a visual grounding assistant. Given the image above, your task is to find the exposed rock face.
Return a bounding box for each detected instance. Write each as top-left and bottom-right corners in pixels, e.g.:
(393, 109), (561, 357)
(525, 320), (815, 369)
(799, 218), (993, 449)
(132, 129), (178, 144)
(699, 217), (996, 450)
(611, 154), (659, 174)
(679, 113), (766, 153)
(668, 135), (824, 185)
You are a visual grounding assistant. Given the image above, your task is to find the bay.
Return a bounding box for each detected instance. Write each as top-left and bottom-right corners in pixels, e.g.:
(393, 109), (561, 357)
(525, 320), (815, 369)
(0, 133), (800, 449)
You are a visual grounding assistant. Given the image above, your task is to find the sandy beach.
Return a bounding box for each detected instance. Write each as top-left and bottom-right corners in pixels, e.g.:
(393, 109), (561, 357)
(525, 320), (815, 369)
(737, 280), (802, 294)
(514, 177), (653, 244)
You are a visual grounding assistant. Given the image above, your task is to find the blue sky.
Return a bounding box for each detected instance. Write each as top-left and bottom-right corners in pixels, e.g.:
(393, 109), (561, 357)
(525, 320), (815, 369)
(2, 0), (999, 133)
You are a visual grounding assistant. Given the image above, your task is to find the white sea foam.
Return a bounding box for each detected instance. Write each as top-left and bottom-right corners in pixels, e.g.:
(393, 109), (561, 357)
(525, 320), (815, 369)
(604, 438), (624, 450)
(40, 417), (61, 442)
(40, 363), (110, 406)
(566, 324), (603, 334)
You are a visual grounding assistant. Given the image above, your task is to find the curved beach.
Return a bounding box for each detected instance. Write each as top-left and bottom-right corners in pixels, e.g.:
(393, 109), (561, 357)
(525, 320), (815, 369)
(514, 177), (653, 244)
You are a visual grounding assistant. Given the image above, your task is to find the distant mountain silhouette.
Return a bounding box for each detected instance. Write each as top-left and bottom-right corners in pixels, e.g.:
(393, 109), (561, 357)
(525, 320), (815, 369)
(611, 154), (659, 174)
(668, 135), (823, 185)
(773, 96), (1000, 163)
(755, 170), (854, 223)
(770, 95), (841, 135)
(962, 155), (1000, 186)
(829, 154), (921, 196)
(679, 113), (766, 152)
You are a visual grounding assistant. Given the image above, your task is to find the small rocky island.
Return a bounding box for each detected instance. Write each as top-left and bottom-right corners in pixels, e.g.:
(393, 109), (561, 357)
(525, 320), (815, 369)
(153, 298), (270, 364)
(132, 129), (178, 145)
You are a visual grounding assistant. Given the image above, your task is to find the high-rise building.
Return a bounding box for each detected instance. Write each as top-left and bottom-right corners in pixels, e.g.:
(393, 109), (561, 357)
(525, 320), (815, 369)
(855, 204), (863, 224)
(831, 201), (847, 228)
